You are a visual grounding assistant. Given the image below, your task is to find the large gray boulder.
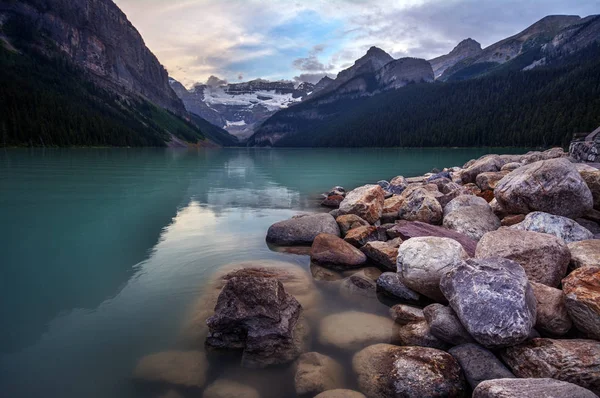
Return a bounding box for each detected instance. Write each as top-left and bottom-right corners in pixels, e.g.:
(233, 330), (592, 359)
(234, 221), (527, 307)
(494, 158), (593, 219)
(473, 378), (599, 398)
(440, 257), (537, 348)
(310, 233), (367, 268)
(449, 344), (515, 389)
(501, 338), (600, 395)
(294, 352), (344, 396)
(353, 344), (467, 398)
(476, 228), (571, 287)
(529, 281), (572, 336)
(444, 195), (490, 217)
(206, 276), (304, 368)
(339, 184), (385, 224)
(397, 237), (469, 302)
(512, 212), (594, 243)
(267, 213), (340, 245)
(562, 266), (600, 340)
(443, 205), (501, 241)
(424, 304), (476, 345)
(397, 185), (444, 225)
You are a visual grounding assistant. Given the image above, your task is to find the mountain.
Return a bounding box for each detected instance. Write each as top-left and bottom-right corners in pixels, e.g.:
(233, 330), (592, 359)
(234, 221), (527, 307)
(170, 77), (313, 139)
(313, 76), (334, 94)
(0, 0), (237, 147)
(429, 38), (482, 78)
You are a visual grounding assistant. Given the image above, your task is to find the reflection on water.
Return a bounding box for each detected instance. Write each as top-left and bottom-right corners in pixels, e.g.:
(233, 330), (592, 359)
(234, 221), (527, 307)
(0, 147), (530, 398)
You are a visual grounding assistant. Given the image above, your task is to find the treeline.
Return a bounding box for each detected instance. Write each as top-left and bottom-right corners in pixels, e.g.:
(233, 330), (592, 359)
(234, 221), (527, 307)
(265, 44), (600, 148)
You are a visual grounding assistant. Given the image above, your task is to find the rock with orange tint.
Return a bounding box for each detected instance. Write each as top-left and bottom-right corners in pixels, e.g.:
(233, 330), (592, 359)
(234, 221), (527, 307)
(476, 171), (509, 191)
(382, 196), (403, 214)
(568, 240), (600, 269)
(339, 184), (385, 224)
(501, 214), (526, 227)
(562, 266), (600, 340)
(336, 214), (370, 236)
(310, 233), (367, 268)
(343, 225), (379, 248)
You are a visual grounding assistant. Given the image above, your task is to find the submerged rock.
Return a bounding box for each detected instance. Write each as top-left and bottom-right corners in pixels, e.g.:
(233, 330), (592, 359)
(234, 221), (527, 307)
(294, 352), (344, 396)
(202, 379), (260, 398)
(314, 390), (366, 398)
(376, 272), (421, 302)
(473, 378), (598, 398)
(501, 338), (600, 395)
(387, 220), (477, 256)
(494, 158), (593, 219)
(352, 344), (467, 398)
(443, 205), (501, 241)
(424, 304), (476, 345)
(397, 236), (469, 302)
(310, 233), (367, 268)
(318, 312), (395, 351)
(440, 257), (537, 348)
(511, 211), (593, 243)
(568, 240), (600, 269)
(530, 281), (572, 336)
(476, 228), (570, 287)
(206, 276), (304, 368)
(339, 270), (379, 302)
(449, 343), (515, 389)
(339, 185), (385, 224)
(562, 266), (600, 340)
(133, 350), (208, 388)
(267, 213), (340, 245)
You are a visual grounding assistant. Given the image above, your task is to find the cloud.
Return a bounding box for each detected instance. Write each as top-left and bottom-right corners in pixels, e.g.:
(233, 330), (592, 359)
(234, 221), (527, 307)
(292, 45), (334, 71)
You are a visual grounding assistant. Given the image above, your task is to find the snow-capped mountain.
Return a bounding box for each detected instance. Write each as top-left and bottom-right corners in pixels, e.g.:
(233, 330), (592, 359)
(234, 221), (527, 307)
(170, 76), (314, 139)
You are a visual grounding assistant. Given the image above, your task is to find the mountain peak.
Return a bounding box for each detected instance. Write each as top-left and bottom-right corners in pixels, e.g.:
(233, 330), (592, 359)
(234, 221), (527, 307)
(206, 75), (227, 87)
(454, 38), (482, 52)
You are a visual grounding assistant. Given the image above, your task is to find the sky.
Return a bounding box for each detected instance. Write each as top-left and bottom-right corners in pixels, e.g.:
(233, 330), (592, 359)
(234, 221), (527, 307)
(114, 0), (599, 87)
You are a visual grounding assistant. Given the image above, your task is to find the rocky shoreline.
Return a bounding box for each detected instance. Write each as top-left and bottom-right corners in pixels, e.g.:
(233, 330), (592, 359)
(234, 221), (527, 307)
(132, 148), (600, 398)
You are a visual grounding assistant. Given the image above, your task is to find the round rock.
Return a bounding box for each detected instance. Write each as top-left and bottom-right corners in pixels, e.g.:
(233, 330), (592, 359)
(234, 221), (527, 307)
(133, 350), (208, 388)
(267, 213), (340, 245)
(314, 390), (366, 398)
(511, 211), (593, 243)
(473, 378), (598, 398)
(294, 352), (344, 396)
(443, 205), (501, 241)
(310, 233), (367, 268)
(318, 312), (395, 351)
(202, 379), (260, 398)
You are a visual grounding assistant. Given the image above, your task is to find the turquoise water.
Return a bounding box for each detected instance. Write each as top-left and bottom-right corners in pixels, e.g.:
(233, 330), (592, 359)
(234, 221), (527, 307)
(0, 147), (530, 398)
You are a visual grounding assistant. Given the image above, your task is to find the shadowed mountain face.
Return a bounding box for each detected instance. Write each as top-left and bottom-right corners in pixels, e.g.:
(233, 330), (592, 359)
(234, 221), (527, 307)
(429, 38), (483, 78)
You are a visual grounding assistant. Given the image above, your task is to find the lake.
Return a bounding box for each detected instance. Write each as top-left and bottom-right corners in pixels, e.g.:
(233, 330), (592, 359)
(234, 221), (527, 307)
(0, 147), (531, 398)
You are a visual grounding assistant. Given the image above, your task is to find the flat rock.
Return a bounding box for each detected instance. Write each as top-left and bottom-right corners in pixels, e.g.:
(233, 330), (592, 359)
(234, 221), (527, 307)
(202, 379), (260, 398)
(360, 241), (400, 271)
(501, 338), (600, 395)
(353, 344), (467, 398)
(494, 158), (593, 219)
(512, 211), (593, 243)
(443, 205), (501, 241)
(318, 312), (395, 351)
(449, 344), (515, 389)
(397, 236), (469, 302)
(294, 352), (344, 396)
(387, 220), (477, 256)
(529, 281), (572, 336)
(133, 351), (208, 388)
(336, 214), (370, 236)
(310, 233), (367, 268)
(440, 257), (537, 348)
(267, 213), (340, 245)
(376, 272), (421, 302)
(424, 304), (476, 345)
(314, 390), (366, 398)
(476, 228), (570, 287)
(444, 195), (489, 217)
(397, 320), (451, 350)
(343, 226), (379, 248)
(562, 266), (600, 340)
(389, 304), (425, 325)
(339, 185), (385, 224)
(473, 378), (598, 398)
(569, 240), (600, 269)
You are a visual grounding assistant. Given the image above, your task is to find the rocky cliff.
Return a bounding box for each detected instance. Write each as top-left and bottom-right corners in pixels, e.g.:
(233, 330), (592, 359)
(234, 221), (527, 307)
(0, 0), (186, 114)
(429, 38), (482, 79)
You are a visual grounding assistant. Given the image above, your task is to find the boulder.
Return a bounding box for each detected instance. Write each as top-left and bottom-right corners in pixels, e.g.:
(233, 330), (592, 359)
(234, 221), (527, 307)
(568, 240), (600, 269)
(343, 226), (379, 248)
(579, 168), (600, 209)
(382, 196), (403, 214)
(501, 162), (522, 172)
(473, 378), (598, 398)
(397, 237), (469, 301)
(444, 195), (490, 217)
(501, 338), (600, 395)
(310, 233), (367, 268)
(205, 276), (303, 368)
(494, 158), (593, 219)
(376, 272), (421, 302)
(464, 183), (482, 196)
(478, 189), (495, 203)
(267, 213), (340, 245)
(336, 214), (370, 236)
(440, 257), (537, 348)
(500, 214), (525, 227)
(449, 344), (515, 389)
(202, 379), (260, 398)
(388, 176), (408, 195)
(562, 266), (600, 340)
(133, 351), (208, 388)
(461, 155), (504, 184)
(360, 241), (400, 271)
(397, 187), (443, 225)
(490, 198), (509, 218)
(397, 320), (451, 350)
(387, 220), (477, 256)
(321, 195), (344, 208)
(339, 270), (379, 302)
(327, 186), (346, 197)
(511, 212), (593, 243)
(424, 304), (476, 345)
(476, 171), (509, 191)
(443, 206), (501, 241)
(294, 352), (344, 396)
(389, 304), (425, 325)
(314, 390), (366, 398)
(310, 263), (344, 282)
(353, 344), (467, 398)
(339, 185), (385, 224)
(576, 218), (600, 234)
(318, 312), (395, 351)
(530, 281), (572, 336)
(475, 228), (570, 287)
